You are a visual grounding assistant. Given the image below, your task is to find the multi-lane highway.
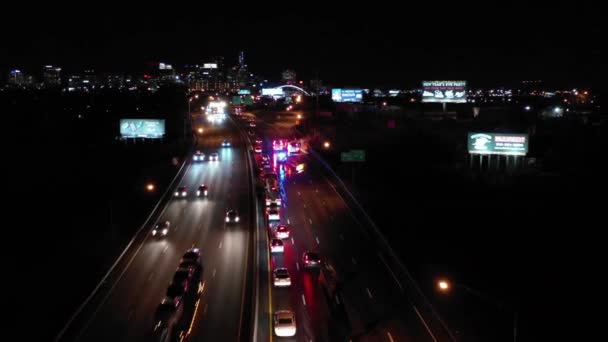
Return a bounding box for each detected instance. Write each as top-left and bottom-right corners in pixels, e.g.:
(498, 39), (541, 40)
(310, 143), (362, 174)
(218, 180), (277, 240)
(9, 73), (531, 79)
(57, 113), (254, 342)
(57, 106), (448, 342)
(248, 110), (440, 342)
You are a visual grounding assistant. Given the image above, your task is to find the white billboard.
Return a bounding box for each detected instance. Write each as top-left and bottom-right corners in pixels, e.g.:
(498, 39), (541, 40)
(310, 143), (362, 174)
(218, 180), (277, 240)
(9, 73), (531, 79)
(262, 88), (284, 96)
(422, 81), (467, 103)
(203, 63), (218, 69)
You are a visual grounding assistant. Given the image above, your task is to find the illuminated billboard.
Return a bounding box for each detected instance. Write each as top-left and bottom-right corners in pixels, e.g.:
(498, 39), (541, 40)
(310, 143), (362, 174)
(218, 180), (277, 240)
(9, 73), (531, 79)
(332, 89), (363, 102)
(203, 63), (218, 69)
(262, 88), (284, 96)
(422, 81), (467, 103)
(468, 133), (528, 156)
(238, 89), (251, 95)
(120, 119), (165, 138)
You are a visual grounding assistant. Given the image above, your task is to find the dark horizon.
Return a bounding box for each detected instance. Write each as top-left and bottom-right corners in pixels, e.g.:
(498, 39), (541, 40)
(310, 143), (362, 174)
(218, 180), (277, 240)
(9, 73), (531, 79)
(1, 9), (601, 89)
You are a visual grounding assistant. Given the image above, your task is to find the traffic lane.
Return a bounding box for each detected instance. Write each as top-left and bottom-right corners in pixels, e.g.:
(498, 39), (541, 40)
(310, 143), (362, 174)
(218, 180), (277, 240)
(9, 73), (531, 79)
(78, 124), (250, 341)
(284, 166), (435, 341)
(269, 227), (318, 342)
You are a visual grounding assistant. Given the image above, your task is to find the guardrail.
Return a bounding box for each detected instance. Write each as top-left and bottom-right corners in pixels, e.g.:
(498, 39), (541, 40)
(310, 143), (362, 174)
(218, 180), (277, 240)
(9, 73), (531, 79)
(54, 138), (197, 342)
(306, 146), (457, 342)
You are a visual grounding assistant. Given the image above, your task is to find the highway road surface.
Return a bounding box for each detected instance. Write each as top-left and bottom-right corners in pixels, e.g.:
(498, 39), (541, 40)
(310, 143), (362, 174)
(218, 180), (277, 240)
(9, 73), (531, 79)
(57, 114), (254, 342)
(247, 110), (441, 342)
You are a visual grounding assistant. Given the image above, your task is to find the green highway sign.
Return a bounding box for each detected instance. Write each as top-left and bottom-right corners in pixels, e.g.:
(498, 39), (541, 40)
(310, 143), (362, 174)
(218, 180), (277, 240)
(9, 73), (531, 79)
(341, 149), (366, 162)
(468, 133), (529, 156)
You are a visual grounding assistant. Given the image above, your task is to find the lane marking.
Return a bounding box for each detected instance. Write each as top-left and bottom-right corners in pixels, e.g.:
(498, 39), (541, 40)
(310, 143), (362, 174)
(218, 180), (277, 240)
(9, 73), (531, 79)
(303, 203), (307, 208)
(378, 252), (404, 292)
(352, 257), (357, 265)
(218, 242), (223, 249)
(287, 218), (290, 225)
(301, 294), (306, 306)
(162, 245), (169, 254)
(297, 191), (301, 196)
(203, 303), (209, 315)
(366, 288), (373, 299)
(316, 189), (319, 193)
(212, 269), (216, 278)
(308, 218), (312, 224)
(335, 296), (340, 305)
(291, 237), (295, 245)
(296, 262), (300, 271)
(413, 305), (439, 342)
(147, 272), (154, 281)
(387, 332), (395, 342)
(315, 236), (320, 245)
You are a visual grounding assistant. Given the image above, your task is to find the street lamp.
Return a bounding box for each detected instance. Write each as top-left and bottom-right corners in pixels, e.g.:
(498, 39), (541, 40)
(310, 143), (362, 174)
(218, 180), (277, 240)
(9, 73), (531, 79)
(323, 141), (330, 149)
(436, 279), (518, 342)
(146, 183), (156, 192)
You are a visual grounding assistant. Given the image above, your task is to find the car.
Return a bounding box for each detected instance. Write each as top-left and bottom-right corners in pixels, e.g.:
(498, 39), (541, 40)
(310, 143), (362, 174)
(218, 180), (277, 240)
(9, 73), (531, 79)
(274, 225), (290, 239)
(165, 282), (185, 300)
(247, 130), (255, 136)
(152, 221), (170, 237)
(152, 297), (183, 338)
(221, 140), (231, 147)
(225, 210), (240, 223)
(270, 238), (284, 253)
(272, 139), (287, 151)
(174, 186), (188, 197)
(255, 138), (264, 145)
(273, 268), (291, 287)
(273, 310), (296, 337)
(172, 267), (199, 294)
(254, 144), (262, 153)
(209, 152), (219, 161)
(197, 184), (208, 197)
(180, 248), (202, 265)
(265, 191), (282, 206)
(193, 150), (205, 161)
(267, 207), (280, 221)
(302, 251), (321, 268)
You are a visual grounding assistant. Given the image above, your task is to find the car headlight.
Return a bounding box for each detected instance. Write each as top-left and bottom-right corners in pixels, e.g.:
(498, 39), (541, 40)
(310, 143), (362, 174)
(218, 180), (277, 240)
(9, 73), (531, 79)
(174, 192), (179, 196)
(204, 191), (208, 196)
(182, 192), (187, 196)
(197, 191), (200, 196)
(235, 217), (240, 222)
(152, 230), (157, 236)
(225, 217), (230, 222)
(162, 229), (168, 235)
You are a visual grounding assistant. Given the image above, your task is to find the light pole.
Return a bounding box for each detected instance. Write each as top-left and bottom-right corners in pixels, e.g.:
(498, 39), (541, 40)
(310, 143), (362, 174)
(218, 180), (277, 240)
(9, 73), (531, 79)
(186, 94), (199, 140)
(437, 279), (518, 342)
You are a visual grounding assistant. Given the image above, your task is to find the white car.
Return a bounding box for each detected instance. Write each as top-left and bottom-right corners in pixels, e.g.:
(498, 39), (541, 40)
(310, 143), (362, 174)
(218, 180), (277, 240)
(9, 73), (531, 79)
(193, 151), (205, 161)
(270, 239), (284, 253)
(274, 225), (290, 239)
(209, 152), (219, 161)
(174, 186), (188, 197)
(267, 208), (280, 221)
(274, 310), (296, 337)
(273, 268), (291, 287)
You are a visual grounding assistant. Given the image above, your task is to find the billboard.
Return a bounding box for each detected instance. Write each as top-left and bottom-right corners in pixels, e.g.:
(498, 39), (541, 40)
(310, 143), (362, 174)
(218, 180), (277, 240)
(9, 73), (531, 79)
(332, 89), (363, 102)
(468, 133), (529, 156)
(422, 81), (467, 103)
(203, 63), (218, 69)
(262, 88), (284, 96)
(120, 119), (166, 138)
(238, 89), (251, 95)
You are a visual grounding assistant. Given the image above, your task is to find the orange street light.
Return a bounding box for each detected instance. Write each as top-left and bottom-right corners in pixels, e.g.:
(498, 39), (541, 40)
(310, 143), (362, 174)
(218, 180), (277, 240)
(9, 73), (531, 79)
(323, 141), (330, 149)
(438, 280), (450, 292)
(146, 183), (156, 192)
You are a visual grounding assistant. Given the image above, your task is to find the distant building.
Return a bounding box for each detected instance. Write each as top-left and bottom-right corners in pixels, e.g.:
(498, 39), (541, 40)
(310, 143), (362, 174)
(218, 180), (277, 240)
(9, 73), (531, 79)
(7, 69), (25, 86)
(43, 65), (62, 87)
(158, 62), (177, 83)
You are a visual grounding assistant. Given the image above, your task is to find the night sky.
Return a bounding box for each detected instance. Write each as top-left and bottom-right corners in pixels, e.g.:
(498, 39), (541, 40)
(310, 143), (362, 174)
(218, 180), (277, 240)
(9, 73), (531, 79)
(1, 5), (601, 88)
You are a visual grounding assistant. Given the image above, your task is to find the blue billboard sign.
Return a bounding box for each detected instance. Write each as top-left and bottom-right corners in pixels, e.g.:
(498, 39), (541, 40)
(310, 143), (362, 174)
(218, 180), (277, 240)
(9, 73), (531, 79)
(332, 88), (363, 103)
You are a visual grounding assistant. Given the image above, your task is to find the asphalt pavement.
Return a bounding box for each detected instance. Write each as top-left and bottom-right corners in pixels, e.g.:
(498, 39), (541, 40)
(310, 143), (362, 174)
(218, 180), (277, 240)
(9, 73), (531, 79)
(65, 115), (254, 342)
(249, 110), (439, 342)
